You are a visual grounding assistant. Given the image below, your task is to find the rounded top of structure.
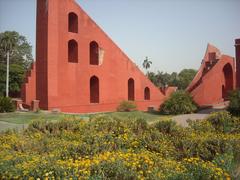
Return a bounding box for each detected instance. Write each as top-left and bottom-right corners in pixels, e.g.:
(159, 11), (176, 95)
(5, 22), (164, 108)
(235, 39), (240, 46)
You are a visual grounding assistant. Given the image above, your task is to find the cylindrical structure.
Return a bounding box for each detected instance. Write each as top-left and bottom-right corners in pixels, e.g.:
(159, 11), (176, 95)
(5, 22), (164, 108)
(235, 39), (240, 89)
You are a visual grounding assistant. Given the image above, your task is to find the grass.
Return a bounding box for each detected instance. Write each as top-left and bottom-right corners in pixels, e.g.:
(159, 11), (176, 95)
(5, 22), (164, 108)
(0, 111), (88, 124)
(0, 111), (171, 125)
(105, 111), (172, 123)
(0, 110), (172, 133)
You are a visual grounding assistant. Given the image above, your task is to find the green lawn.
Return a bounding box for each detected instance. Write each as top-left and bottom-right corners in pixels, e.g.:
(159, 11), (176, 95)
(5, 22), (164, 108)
(105, 111), (172, 123)
(0, 111), (171, 125)
(0, 111), (88, 124)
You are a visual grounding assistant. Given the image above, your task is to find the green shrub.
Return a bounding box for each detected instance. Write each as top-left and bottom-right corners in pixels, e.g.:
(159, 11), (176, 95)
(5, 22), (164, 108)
(213, 153), (235, 175)
(227, 90), (240, 116)
(0, 96), (15, 113)
(132, 118), (148, 135)
(187, 119), (215, 132)
(27, 120), (49, 133)
(207, 111), (234, 133)
(27, 118), (82, 134)
(182, 157), (230, 179)
(90, 160), (137, 179)
(159, 90), (197, 115)
(179, 132), (233, 161)
(0, 114), (239, 179)
(154, 119), (177, 134)
(116, 101), (137, 112)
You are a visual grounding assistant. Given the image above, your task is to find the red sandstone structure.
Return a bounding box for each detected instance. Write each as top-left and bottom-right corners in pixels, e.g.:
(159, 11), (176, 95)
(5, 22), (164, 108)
(236, 39), (240, 89)
(21, 0), (175, 113)
(187, 41), (240, 107)
(21, 0), (240, 112)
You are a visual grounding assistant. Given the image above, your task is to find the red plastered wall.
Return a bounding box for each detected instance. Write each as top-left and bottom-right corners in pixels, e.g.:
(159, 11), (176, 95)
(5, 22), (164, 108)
(21, 0), (171, 113)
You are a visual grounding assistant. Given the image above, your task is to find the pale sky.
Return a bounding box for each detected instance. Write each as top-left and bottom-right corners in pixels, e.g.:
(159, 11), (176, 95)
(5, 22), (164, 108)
(0, 0), (240, 73)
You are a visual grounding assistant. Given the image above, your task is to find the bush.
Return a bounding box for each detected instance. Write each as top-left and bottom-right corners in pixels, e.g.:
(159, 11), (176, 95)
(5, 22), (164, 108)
(27, 118), (83, 134)
(0, 114), (239, 179)
(207, 111), (239, 133)
(116, 101), (137, 112)
(187, 119), (214, 132)
(227, 90), (240, 116)
(155, 119), (178, 134)
(159, 90), (197, 115)
(0, 96), (15, 113)
(132, 118), (148, 134)
(179, 132), (233, 161)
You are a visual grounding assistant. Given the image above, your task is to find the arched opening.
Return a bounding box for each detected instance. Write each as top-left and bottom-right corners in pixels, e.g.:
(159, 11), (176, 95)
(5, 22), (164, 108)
(128, 78), (135, 101)
(144, 87), (150, 100)
(90, 41), (99, 65)
(222, 63), (233, 99)
(90, 76), (99, 103)
(68, 12), (78, 33)
(222, 85), (225, 99)
(68, 39), (78, 63)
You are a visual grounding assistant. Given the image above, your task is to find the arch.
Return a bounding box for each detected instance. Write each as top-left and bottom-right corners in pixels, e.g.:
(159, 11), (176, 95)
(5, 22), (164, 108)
(222, 63), (233, 99)
(222, 85), (225, 99)
(68, 12), (78, 33)
(128, 78), (135, 101)
(90, 76), (99, 103)
(144, 87), (150, 100)
(90, 41), (99, 65)
(68, 39), (78, 63)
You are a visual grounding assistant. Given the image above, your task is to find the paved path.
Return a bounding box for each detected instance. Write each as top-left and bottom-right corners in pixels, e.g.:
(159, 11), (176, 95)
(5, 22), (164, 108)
(172, 108), (225, 127)
(0, 121), (28, 132)
(172, 113), (209, 127)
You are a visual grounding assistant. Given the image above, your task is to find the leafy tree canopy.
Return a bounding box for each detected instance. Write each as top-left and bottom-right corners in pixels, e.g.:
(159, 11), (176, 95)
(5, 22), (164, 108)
(147, 69), (197, 90)
(177, 69), (197, 90)
(0, 31), (33, 69)
(0, 31), (33, 96)
(142, 56), (152, 71)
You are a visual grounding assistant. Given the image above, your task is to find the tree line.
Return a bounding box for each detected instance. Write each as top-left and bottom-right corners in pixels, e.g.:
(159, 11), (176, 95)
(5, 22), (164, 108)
(147, 69), (197, 90)
(142, 56), (197, 90)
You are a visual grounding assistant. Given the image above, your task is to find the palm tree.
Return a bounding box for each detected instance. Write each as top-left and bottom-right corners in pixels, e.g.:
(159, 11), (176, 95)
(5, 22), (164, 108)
(142, 56), (152, 71)
(0, 31), (16, 97)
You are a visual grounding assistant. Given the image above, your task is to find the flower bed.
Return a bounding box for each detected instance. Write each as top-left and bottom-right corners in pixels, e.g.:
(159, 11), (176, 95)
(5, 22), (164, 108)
(0, 112), (239, 179)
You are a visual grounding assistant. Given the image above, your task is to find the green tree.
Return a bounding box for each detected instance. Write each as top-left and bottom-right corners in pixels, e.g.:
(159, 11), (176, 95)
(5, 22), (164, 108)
(147, 72), (159, 87)
(177, 69), (197, 90)
(0, 31), (33, 69)
(0, 31), (33, 97)
(147, 71), (176, 88)
(168, 72), (178, 87)
(156, 71), (171, 87)
(147, 69), (196, 89)
(147, 71), (178, 88)
(142, 56), (152, 71)
(0, 31), (17, 97)
(227, 90), (240, 116)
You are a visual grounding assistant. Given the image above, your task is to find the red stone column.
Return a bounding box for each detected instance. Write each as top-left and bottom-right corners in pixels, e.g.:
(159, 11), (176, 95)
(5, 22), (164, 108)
(13, 99), (23, 111)
(235, 39), (240, 89)
(31, 100), (40, 112)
